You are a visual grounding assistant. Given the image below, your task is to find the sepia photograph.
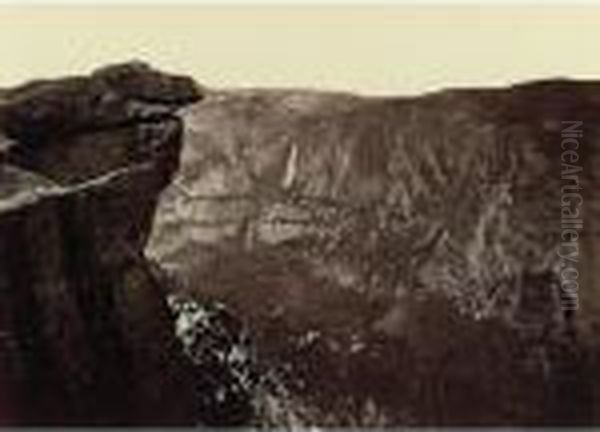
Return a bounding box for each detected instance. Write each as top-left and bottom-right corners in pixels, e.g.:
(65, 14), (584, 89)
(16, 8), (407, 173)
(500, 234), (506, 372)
(0, 2), (598, 427)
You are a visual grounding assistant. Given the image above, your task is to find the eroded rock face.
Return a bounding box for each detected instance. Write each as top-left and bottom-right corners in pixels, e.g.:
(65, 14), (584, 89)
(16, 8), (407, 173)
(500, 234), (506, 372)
(148, 83), (600, 425)
(0, 62), (202, 425)
(3, 64), (599, 426)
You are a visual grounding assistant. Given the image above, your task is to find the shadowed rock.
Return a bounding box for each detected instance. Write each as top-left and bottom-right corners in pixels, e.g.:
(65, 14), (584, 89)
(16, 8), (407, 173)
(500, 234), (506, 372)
(0, 62), (202, 425)
(0, 61), (201, 145)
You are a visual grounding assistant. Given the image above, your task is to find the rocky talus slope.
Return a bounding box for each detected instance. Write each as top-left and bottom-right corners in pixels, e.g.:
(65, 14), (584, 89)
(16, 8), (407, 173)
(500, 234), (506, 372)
(0, 63), (206, 425)
(148, 82), (600, 425)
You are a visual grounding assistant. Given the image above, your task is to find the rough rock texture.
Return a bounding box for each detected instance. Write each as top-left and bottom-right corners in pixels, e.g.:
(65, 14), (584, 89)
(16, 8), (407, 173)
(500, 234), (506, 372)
(0, 62), (202, 425)
(148, 83), (600, 425)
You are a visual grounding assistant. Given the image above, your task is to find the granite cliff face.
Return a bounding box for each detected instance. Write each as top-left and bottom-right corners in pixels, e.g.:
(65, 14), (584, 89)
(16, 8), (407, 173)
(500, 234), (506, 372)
(0, 62), (202, 425)
(148, 83), (600, 425)
(2, 64), (599, 426)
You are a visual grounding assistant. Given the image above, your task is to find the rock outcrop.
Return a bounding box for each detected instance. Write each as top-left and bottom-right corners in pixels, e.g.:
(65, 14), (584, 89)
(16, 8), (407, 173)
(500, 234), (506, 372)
(148, 83), (600, 425)
(0, 62), (202, 425)
(2, 63), (599, 426)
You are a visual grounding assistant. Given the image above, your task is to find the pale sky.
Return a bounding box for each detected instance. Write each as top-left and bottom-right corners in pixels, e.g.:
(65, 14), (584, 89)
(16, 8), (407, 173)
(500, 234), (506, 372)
(0, 6), (599, 95)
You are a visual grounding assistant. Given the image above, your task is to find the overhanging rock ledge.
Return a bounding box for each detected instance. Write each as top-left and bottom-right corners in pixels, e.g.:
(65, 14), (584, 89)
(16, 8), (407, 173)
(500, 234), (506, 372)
(0, 62), (203, 425)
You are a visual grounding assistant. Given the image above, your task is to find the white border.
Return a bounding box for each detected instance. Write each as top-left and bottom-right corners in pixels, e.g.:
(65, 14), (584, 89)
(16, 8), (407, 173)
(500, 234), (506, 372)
(1, 0), (600, 5)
